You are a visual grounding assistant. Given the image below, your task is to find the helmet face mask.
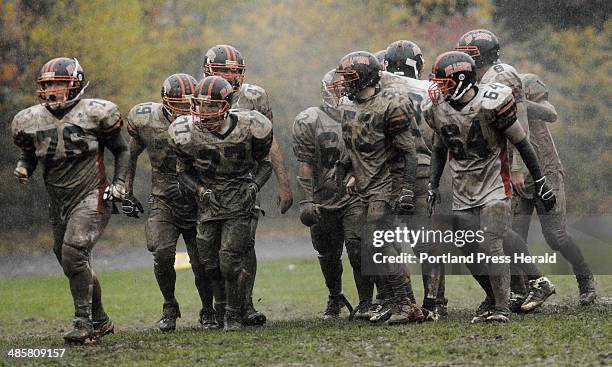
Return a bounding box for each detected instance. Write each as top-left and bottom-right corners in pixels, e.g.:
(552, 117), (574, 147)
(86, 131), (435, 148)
(429, 51), (477, 104)
(161, 73), (198, 119)
(37, 57), (87, 110)
(202, 45), (246, 92)
(321, 69), (342, 108)
(333, 51), (381, 101)
(191, 76), (234, 130)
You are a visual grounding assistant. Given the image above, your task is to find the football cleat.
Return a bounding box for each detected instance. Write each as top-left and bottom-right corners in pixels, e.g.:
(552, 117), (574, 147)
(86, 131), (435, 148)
(521, 277), (555, 312)
(386, 302), (425, 325)
(93, 315), (114, 339)
(485, 309), (510, 323)
(322, 294), (353, 320)
(436, 297), (449, 317)
(243, 302), (267, 326)
(351, 300), (373, 321)
(509, 292), (527, 313)
(471, 297), (495, 324)
(199, 309), (220, 330)
(158, 302), (181, 332)
(223, 311), (243, 332)
(63, 317), (95, 345)
(577, 274), (597, 306)
(369, 299), (395, 323)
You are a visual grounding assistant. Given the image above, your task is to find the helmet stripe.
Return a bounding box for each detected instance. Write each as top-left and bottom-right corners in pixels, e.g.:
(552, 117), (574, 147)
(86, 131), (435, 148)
(231, 46), (237, 62)
(207, 77), (216, 97)
(177, 74), (186, 95)
(48, 58), (60, 73)
(224, 45), (233, 61)
(186, 75), (194, 93)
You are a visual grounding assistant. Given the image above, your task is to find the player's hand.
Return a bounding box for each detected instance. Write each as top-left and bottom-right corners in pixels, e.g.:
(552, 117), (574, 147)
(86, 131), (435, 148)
(122, 193), (145, 218)
(395, 188), (415, 215)
(14, 167), (29, 185)
(334, 160), (347, 190)
(197, 186), (221, 213)
(346, 176), (357, 195)
(535, 176), (556, 212)
(163, 182), (184, 201)
(299, 201), (320, 227)
(427, 183), (440, 217)
(277, 186), (293, 214)
(244, 183), (259, 211)
(103, 182), (126, 202)
(511, 170), (527, 197)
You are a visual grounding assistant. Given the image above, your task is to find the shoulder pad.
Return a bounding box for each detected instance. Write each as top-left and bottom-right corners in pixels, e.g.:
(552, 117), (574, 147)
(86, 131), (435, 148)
(168, 115), (194, 146)
(293, 107), (318, 127)
(80, 98), (121, 131)
(240, 83), (268, 100)
(11, 106), (39, 135)
(479, 83), (514, 111)
(238, 110), (272, 139)
(483, 63), (523, 98)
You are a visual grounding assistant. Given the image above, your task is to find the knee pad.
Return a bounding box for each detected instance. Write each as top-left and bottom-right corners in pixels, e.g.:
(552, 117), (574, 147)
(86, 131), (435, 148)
(219, 251), (243, 281)
(60, 244), (90, 278)
(153, 247), (176, 269)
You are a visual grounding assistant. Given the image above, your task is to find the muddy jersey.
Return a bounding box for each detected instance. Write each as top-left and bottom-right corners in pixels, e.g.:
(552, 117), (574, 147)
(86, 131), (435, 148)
(481, 62), (528, 170)
(423, 83), (517, 210)
(341, 86), (417, 203)
(11, 99), (122, 220)
(232, 83), (273, 119)
(169, 109), (273, 222)
(126, 102), (196, 219)
(292, 106), (359, 210)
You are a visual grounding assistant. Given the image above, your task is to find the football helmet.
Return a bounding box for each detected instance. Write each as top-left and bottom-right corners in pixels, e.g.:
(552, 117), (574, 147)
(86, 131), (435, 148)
(190, 76), (234, 129)
(428, 51), (477, 104)
(37, 57), (88, 109)
(455, 29), (500, 68)
(385, 40), (424, 79)
(321, 69), (342, 108)
(333, 51), (381, 101)
(373, 49), (387, 71)
(161, 73), (198, 118)
(202, 44), (246, 92)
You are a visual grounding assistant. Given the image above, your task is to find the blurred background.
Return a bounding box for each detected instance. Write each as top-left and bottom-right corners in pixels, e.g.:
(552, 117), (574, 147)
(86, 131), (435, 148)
(0, 0), (610, 258)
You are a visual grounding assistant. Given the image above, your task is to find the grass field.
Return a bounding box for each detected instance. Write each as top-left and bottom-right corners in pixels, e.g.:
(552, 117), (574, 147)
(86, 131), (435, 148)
(0, 258), (610, 366)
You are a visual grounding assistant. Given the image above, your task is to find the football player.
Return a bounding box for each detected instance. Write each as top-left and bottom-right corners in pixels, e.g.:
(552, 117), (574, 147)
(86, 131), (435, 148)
(203, 45), (292, 325)
(124, 73), (221, 331)
(333, 51), (424, 325)
(169, 76), (273, 331)
(11, 57), (129, 343)
(455, 30), (556, 309)
(424, 51), (557, 322)
(383, 39), (446, 320)
(292, 69), (371, 320)
(512, 73), (596, 305)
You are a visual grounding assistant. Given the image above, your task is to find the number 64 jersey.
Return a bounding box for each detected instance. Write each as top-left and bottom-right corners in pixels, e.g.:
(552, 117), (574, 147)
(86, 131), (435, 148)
(169, 109), (273, 222)
(423, 83), (519, 210)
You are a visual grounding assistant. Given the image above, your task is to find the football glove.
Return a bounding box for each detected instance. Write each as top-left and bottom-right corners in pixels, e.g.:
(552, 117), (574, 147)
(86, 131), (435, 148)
(103, 182), (126, 202)
(122, 193), (144, 218)
(197, 186), (221, 213)
(395, 188), (415, 215)
(299, 201), (320, 227)
(535, 176), (556, 211)
(333, 160), (348, 191)
(163, 182), (185, 201)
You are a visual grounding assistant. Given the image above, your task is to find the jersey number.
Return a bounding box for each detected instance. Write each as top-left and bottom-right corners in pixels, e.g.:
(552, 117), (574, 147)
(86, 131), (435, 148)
(37, 126), (89, 162)
(440, 120), (491, 160)
(197, 143), (248, 176)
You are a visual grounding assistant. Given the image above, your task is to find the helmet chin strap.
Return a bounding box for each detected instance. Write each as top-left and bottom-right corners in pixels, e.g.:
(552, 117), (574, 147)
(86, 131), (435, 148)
(450, 81), (473, 100)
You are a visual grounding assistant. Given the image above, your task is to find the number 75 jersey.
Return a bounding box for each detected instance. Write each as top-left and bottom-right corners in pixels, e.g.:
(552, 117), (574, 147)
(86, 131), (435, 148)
(422, 83), (517, 210)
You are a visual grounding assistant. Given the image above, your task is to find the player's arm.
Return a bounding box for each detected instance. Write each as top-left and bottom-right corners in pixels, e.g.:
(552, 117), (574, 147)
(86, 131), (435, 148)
(386, 101), (418, 214)
(292, 111), (319, 226)
(526, 100), (557, 123)
(251, 124), (274, 191)
(99, 112), (130, 202)
(12, 130), (37, 185)
(124, 116), (147, 194)
(498, 100), (556, 211)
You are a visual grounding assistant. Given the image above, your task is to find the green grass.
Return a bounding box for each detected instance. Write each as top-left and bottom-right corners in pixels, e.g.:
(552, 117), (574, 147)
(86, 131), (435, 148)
(0, 258), (610, 366)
